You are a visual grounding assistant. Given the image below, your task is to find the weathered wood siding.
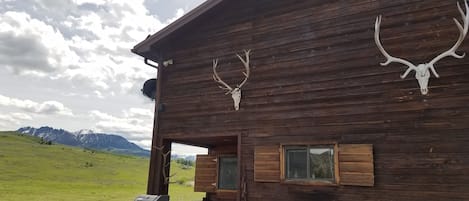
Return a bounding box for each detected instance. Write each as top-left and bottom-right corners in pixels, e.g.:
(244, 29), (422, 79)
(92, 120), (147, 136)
(154, 0), (469, 200)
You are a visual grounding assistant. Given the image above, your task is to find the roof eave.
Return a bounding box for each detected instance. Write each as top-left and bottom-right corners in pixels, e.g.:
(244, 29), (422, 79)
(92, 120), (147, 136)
(132, 0), (225, 56)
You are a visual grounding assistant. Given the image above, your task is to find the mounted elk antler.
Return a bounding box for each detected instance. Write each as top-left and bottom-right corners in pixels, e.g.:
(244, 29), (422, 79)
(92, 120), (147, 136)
(154, 145), (176, 184)
(375, 0), (469, 95)
(213, 50), (251, 110)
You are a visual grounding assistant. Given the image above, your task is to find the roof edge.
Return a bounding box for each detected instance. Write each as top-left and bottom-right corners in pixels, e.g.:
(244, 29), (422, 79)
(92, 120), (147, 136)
(132, 0), (225, 56)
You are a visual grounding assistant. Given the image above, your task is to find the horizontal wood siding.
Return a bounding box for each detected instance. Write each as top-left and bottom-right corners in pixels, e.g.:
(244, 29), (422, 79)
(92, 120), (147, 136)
(195, 155), (217, 193)
(254, 146), (280, 182)
(156, 0), (469, 200)
(339, 144), (374, 186)
(207, 145), (238, 201)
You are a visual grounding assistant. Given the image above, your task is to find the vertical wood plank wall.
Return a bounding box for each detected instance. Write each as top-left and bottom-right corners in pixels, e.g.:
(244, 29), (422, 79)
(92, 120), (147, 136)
(154, 0), (469, 200)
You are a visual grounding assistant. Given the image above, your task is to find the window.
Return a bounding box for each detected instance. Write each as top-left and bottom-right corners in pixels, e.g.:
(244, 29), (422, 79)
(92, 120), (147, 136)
(284, 145), (335, 183)
(218, 156), (238, 190)
(254, 144), (374, 187)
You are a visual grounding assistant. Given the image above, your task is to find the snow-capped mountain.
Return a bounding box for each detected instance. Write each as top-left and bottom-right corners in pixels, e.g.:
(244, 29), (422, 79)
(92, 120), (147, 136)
(74, 129), (95, 135)
(17, 126), (150, 157)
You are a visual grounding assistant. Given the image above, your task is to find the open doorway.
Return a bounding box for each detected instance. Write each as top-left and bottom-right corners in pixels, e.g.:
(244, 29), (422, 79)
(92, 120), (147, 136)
(168, 142), (207, 201)
(171, 135), (240, 201)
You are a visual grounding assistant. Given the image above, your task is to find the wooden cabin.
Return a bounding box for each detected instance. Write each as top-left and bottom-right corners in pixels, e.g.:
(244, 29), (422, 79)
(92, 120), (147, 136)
(132, 0), (469, 200)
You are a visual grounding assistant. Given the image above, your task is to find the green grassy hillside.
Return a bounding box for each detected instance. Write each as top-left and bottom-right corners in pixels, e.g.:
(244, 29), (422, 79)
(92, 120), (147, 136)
(169, 161), (205, 201)
(0, 131), (204, 201)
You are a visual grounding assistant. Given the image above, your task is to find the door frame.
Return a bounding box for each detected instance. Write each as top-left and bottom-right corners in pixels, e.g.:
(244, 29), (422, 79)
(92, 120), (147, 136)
(167, 134), (242, 201)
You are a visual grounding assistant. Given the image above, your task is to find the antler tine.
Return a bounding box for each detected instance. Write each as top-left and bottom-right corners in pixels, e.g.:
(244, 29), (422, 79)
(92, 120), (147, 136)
(375, 15), (417, 79)
(153, 145), (164, 151)
(429, 0), (469, 78)
(236, 49), (251, 88)
(212, 59), (233, 94)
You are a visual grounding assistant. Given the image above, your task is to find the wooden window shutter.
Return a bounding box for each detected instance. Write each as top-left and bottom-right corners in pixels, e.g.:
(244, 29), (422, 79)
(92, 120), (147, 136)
(194, 155), (217, 192)
(254, 146), (280, 182)
(338, 144), (374, 187)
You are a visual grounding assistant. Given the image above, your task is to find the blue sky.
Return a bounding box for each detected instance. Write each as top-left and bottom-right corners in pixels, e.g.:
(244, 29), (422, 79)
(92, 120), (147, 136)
(0, 0), (207, 154)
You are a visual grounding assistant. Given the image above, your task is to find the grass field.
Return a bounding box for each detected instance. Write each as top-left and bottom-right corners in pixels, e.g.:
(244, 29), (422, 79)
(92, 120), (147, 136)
(169, 161), (205, 201)
(0, 131), (204, 201)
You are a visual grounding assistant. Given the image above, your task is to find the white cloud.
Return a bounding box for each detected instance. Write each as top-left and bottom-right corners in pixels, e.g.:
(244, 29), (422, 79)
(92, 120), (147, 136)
(0, 0), (165, 94)
(0, 115), (18, 128)
(93, 90), (104, 99)
(172, 143), (208, 156)
(89, 110), (116, 121)
(124, 107), (153, 118)
(0, 11), (79, 74)
(0, 0), (207, 152)
(138, 139), (153, 150)
(0, 112), (32, 128)
(11, 112), (33, 120)
(0, 94), (73, 116)
(89, 108), (153, 148)
(172, 8), (185, 22)
(0, 114), (18, 124)
(62, 0), (168, 91)
(73, 0), (106, 5)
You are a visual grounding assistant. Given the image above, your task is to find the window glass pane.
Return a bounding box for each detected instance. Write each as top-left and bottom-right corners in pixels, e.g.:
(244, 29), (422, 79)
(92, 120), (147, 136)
(286, 148), (307, 179)
(309, 147), (334, 181)
(218, 156), (238, 190)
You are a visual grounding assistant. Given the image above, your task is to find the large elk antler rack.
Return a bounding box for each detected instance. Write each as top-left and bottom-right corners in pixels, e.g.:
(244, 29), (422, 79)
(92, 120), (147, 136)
(212, 50), (251, 110)
(375, 0), (469, 95)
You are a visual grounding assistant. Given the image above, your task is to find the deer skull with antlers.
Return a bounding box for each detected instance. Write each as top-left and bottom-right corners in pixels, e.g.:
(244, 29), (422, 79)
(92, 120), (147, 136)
(375, 0), (469, 95)
(213, 50), (251, 111)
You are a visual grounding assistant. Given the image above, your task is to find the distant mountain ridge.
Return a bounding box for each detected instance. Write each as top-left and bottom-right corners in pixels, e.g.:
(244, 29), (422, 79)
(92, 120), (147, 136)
(17, 126), (150, 157)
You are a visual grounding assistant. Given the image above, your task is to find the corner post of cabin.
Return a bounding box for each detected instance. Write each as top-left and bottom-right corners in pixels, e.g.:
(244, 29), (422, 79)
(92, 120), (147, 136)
(147, 58), (166, 195)
(237, 134), (242, 201)
(160, 139), (172, 195)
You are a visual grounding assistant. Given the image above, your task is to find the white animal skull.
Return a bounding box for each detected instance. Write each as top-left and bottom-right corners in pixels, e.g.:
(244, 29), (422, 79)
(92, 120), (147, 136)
(212, 50), (251, 111)
(375, 1), (469, 95)
(414, 64), (431, 95)
(231, 88), (242, 111)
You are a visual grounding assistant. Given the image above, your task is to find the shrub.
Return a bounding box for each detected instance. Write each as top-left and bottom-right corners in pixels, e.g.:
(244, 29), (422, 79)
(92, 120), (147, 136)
(176, 179), (186, 185)
(84, 162), (94, 168)
(175, 158), (194, 167)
